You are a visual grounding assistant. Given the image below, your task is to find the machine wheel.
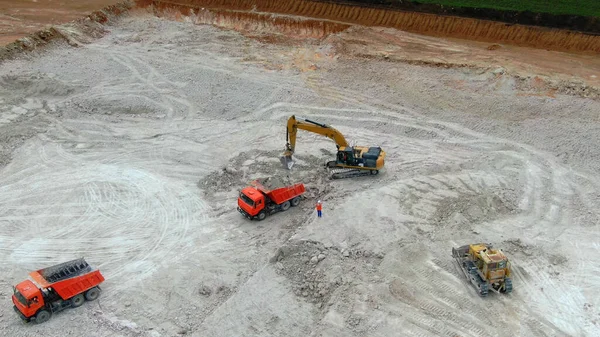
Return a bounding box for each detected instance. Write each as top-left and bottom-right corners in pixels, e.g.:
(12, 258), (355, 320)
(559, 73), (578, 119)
(71, 294), (85, 308)
(257, 211), (267, 221)
(291, 197), (301, 207)
(281, 201), (291, 211)
(85, 287), (101, 301)
(34, 310), (51, 324)
(370, 170), (378, 175)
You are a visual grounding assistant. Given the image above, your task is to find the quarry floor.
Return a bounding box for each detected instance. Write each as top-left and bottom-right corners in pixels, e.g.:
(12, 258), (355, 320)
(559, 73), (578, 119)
(1, 8), (600, 337)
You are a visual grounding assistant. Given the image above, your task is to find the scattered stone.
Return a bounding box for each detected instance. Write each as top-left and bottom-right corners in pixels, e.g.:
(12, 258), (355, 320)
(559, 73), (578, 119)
(224, 166), (237, 174)
(317, 303), (323, 309)
(177, 328), (188, 335)
(198, 285), (212, 296)
(317, 254), (325, 261)
(343, 250), (350, 258)
(310, 256), (319, 264)
(124, 302), (131, 307)
(492, 67), (505, 75)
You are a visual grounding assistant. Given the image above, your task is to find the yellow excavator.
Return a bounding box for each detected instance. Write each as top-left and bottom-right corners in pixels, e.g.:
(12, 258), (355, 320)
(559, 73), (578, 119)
(282, 115), (386, 179)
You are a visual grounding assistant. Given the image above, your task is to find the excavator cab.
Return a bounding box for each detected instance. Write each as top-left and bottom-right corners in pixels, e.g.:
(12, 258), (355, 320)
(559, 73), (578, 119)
(336, 148), (355, 166)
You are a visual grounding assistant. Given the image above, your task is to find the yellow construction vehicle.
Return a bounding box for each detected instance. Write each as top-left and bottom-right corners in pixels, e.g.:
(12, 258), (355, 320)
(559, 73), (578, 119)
(282, 115), (385, 179)
(452, 243), (513, 296)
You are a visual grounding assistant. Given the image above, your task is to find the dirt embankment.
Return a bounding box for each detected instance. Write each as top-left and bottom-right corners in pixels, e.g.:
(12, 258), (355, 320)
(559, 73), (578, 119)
(0, 0), (122, 45)
(0, 1), (133, 62)
(152, 4), (351, 40)
(316, 0), (600, 34)
(138, 0), (600, 53)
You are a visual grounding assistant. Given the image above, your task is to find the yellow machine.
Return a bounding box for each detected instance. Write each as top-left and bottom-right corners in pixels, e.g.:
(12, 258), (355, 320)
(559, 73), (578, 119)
(282, 115), (386, 179)
(452, 243), (513, 296)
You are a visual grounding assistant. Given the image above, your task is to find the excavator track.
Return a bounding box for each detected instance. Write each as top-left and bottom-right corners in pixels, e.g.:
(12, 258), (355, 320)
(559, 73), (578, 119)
(326, 161), (379, 179)
(502, 277), (513, 293)
(453, 246), (489, 297)
(464, 260), (489, 296)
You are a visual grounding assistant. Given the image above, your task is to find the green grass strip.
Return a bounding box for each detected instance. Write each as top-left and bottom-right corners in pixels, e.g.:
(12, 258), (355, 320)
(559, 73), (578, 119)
(408, 0), (600, 18)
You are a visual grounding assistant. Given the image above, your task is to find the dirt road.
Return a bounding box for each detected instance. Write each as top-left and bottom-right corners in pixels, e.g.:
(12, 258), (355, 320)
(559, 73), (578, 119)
(0, 8), (599, 337)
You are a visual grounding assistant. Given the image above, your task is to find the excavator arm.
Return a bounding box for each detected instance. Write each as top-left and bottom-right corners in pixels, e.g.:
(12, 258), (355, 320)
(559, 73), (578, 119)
(282, 115), (349, 169)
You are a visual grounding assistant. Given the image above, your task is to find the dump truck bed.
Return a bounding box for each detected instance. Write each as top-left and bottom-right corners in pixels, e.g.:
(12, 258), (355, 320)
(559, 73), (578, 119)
(29, 258), (105, 300)
(251, 179), (305, 204)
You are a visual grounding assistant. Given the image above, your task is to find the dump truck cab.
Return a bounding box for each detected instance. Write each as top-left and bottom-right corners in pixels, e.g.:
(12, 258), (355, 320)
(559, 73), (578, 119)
(238, 186), (266, 217)
(12, 280), (44, 320)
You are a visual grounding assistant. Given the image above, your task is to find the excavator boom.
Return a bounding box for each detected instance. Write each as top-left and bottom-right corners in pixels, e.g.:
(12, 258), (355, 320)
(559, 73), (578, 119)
(283, 115), (349, 169)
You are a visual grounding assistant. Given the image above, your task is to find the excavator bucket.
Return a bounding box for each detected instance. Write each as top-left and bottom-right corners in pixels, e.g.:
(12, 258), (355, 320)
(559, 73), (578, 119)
(282, 152), (295, 170)
(281, 144), (295, 170)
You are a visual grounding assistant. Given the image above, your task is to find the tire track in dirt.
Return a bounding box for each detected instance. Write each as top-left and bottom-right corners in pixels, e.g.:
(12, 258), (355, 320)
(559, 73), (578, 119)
(0, 133), (211, 296)
(284, 73), (596, 335)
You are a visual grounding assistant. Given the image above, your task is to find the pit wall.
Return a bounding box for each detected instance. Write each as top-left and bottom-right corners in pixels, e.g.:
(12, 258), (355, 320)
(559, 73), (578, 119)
(173, 8), (351, 39)
(137, 0), (600, 53)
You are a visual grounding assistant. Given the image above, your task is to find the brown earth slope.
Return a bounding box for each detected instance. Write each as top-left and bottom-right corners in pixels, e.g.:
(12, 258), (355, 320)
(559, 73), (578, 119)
(140, 0), (600, 53)
(0, 0), (119, 45)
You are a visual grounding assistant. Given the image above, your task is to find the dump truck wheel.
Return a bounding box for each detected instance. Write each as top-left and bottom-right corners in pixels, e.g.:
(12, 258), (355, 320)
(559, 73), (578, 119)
(34, 310), (51, 324)
(370, 170), (378, 175)
(291, 197), (301, 207)
(85, 287), (100, 301)
(281, 201), (291, 211)
(257, 211), (266, 221)
(71, 294), (85, 308)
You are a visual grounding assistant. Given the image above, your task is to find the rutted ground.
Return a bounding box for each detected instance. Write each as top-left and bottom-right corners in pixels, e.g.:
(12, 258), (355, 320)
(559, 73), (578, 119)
(0, 12), (599, 337)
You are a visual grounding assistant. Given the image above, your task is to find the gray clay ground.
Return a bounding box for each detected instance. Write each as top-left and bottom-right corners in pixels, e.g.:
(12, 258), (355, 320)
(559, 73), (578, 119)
(0, 12), (599, 337)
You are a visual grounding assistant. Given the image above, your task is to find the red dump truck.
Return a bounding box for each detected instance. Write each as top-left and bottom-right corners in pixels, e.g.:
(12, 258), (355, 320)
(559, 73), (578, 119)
(12, 258), (105, 323)
(237, 178), (306, 221)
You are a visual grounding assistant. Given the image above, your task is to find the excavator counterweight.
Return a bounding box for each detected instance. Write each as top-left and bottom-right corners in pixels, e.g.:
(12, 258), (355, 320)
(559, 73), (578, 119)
(282, 115), (385, 178)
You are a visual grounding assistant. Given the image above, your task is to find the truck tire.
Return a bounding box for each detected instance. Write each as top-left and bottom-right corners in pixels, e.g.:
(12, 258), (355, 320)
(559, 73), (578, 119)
(34, 310), (51, 324)
(85, 287), (101, 301)
(291, 197), (301, 207)
(281, 201), (291, 211)
(257, 211), (267, 221)
(71, 294), (85, 308)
